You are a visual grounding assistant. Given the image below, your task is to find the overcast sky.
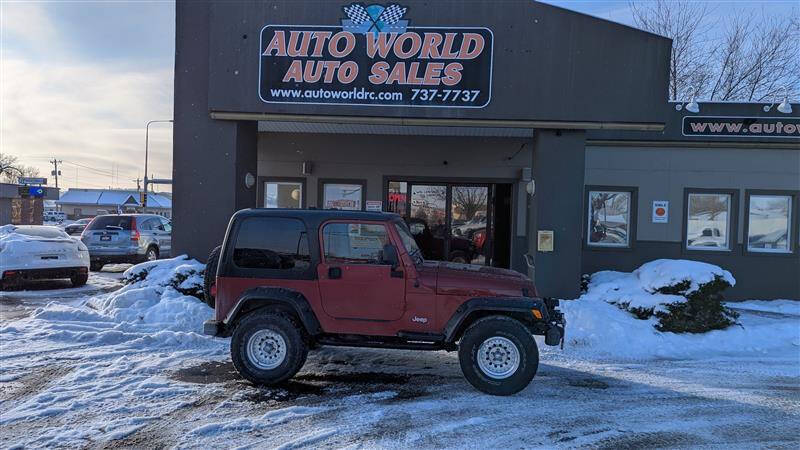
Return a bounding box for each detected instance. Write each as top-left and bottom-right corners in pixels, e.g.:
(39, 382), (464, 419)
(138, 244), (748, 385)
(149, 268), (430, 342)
(1, 1), (796, 193)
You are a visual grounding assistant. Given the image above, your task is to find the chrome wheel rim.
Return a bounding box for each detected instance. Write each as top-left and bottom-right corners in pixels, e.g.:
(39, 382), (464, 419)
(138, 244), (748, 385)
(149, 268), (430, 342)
(147, 250), (157, 261)
(477, 336), (520, 379)
(246, 329), (287, 370)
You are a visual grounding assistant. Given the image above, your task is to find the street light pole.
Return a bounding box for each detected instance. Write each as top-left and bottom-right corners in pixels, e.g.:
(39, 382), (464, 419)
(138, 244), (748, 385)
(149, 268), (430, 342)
(144, 119), (173, 211)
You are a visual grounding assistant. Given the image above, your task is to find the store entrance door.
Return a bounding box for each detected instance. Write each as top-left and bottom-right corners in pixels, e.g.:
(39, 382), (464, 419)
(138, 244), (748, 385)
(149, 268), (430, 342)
(386, 180), (513, 268)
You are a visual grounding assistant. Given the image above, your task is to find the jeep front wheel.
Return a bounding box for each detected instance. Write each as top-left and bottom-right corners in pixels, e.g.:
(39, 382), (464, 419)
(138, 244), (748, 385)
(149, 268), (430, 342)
(458, 315), (539, 396)
(231, 312), (308, 386)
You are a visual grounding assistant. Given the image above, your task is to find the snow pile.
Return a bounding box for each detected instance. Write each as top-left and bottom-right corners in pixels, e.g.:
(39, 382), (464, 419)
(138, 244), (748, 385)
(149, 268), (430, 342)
(585, 259), (735, 313)
(0, 257), (225, 446)
(88, 255), (209, 331)
(555, 260), (797, 360)
(635, 259), (735, 295)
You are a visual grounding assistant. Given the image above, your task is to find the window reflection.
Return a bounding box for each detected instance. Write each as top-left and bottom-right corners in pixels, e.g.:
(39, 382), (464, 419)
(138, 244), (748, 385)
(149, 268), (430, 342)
(687, 193), (731, 250)
(588, 191), (630, 247)
(748, 195), (792, 253)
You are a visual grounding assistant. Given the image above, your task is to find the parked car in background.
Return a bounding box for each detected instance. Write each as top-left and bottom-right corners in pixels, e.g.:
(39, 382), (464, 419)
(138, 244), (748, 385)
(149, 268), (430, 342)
(64, 218), (92, 235)
(0, 225), (89, 290)
(407, 218), (477, 264)
(80, 214), (172, 271)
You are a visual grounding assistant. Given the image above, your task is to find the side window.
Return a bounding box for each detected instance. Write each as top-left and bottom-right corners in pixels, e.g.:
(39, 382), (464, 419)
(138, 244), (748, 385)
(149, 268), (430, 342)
(160, 218), (172, 233)
(233, 217), (310, 270)
(139, 218), (153, 231)
(323, 223), (389, 264)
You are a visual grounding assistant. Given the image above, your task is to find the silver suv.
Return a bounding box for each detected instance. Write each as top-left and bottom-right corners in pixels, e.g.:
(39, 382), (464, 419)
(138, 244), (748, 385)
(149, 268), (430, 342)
(81, 214), (172, 271)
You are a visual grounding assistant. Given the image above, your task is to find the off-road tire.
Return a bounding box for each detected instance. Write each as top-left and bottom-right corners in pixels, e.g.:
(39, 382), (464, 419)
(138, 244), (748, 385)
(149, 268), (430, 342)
(90, 261), (104, 272)
(458, 315), (539, 396)
(231, 312), (309, 386)
(71, 273), (88, 287)
(203, 245), (221, 309)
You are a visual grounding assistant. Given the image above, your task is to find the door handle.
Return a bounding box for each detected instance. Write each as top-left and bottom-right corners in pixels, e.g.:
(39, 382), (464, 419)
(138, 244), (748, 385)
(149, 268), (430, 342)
(328, 267), (342, 279)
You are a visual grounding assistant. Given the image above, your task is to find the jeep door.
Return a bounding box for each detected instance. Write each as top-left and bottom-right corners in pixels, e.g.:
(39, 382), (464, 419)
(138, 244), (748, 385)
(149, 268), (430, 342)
(317, 221), (406, 321)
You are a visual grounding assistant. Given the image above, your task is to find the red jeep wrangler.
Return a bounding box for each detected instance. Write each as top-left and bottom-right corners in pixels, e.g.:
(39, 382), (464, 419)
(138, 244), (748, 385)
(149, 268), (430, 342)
(203, 209), (564, 395)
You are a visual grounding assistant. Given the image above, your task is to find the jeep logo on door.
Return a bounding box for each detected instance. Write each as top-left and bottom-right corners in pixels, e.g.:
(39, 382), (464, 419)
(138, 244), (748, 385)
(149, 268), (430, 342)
(259, 3), (493, 108)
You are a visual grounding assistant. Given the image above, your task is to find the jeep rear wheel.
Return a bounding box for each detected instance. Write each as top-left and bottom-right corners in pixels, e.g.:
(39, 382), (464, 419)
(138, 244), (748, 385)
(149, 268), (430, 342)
(458, 315), (539, 396)
(231, 312), (308, 386)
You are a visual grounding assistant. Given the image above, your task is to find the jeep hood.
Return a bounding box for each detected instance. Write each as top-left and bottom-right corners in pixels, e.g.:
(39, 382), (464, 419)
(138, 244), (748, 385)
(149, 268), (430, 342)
(424, 261), (535, 298)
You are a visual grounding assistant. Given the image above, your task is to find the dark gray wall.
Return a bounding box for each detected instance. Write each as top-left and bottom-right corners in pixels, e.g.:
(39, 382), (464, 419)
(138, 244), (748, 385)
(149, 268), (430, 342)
(206, 0), (671, 124)
(530, 130), (586, 299)
(173, 3), (257, 261)
(583, 144), (800, 300)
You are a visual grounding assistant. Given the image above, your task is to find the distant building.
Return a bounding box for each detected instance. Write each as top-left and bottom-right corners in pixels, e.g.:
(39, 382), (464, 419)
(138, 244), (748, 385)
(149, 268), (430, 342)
(1, 183), (60, 225)
(57, 189), (172, 219)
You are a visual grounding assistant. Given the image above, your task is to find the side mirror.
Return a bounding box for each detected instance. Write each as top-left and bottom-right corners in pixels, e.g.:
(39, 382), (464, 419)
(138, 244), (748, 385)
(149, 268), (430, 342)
(381, 243), (399, 269)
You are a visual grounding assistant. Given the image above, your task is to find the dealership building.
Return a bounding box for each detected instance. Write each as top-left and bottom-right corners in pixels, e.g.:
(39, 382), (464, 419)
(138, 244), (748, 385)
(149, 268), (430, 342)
(173, 0), (799, 300)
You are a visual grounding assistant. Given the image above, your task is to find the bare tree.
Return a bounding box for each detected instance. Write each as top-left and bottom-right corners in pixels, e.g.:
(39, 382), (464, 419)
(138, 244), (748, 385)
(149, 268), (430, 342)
(452, 187), (487, 221)
(708, 13), (800, 101)
(630, 1), (799, 102)
(630, 0), (713, 101)
(0, 153), (40, 183)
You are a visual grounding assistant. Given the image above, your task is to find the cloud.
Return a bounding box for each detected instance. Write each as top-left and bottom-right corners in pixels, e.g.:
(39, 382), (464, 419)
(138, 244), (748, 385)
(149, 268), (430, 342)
(1, 2), (174, 192)
(1, 57), (174, 190)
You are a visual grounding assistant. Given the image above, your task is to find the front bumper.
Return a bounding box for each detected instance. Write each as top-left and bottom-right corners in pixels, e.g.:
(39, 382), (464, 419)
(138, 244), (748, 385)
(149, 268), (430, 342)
(543, 297), (566, 347)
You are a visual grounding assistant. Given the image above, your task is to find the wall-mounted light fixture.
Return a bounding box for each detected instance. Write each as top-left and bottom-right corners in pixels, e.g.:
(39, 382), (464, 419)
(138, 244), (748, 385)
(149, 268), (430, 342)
(674, 86), (700, 113)
(244, 172), (255, 189)
(764, 87), (793, 114)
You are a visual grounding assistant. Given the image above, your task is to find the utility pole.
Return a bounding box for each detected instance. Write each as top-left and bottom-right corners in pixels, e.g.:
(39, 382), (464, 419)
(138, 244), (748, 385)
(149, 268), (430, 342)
(134, 177), (141, 191)
(49, 158), (63, 188)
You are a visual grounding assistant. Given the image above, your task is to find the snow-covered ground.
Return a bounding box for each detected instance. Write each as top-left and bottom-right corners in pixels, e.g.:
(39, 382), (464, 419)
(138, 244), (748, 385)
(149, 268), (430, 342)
(1, 258), (798, 448)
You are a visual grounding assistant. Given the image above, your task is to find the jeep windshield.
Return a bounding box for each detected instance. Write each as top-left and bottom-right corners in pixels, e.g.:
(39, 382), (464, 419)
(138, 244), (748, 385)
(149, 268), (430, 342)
(394, 220), (423, 265)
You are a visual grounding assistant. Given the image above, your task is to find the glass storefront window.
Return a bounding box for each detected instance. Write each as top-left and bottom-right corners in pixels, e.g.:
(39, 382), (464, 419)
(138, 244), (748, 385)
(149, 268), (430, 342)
(323, 183), (362, 210)
(686, 193), (731, 250)
(747, 195), (792, 253)
(264, 182), (302, 208)
(587, 190), (631, 247)
(387, 181), (408, 217)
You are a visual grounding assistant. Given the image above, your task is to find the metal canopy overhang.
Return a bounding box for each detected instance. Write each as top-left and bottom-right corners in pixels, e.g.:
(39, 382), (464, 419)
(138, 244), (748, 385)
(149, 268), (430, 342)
(210, 111), (665, 136)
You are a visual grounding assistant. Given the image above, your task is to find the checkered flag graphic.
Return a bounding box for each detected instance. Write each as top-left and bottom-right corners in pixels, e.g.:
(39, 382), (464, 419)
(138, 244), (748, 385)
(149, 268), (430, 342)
(378, 4), (407, 25)
(343, 4), (371, 25)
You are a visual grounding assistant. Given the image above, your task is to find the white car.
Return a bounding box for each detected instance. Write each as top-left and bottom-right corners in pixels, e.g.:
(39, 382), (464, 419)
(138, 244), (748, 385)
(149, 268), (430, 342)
(0, 225), (90, 290)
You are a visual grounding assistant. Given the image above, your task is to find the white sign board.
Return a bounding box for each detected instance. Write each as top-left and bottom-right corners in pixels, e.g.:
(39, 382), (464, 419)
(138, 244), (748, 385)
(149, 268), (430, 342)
(365, 200), (383, 212)
(652, 201), (669, 223)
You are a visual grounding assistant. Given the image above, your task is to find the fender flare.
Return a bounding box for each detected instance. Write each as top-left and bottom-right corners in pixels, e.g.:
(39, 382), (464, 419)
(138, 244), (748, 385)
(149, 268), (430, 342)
(224, 286), (322, 335)
(443, 297), (548, 342)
